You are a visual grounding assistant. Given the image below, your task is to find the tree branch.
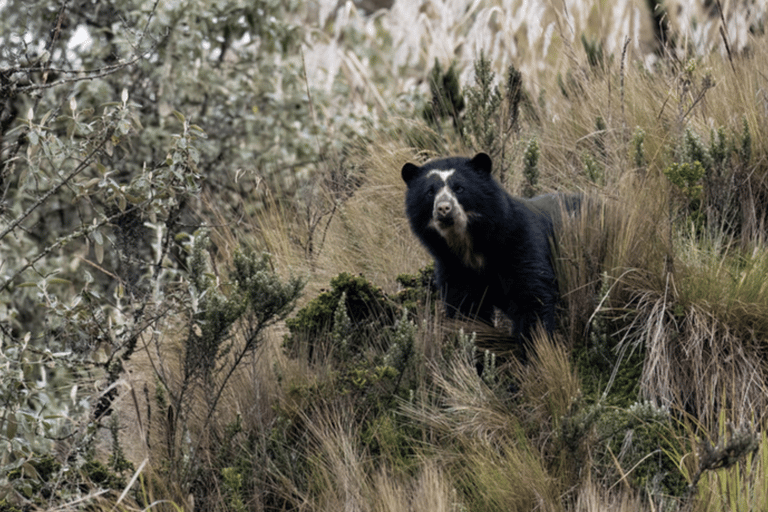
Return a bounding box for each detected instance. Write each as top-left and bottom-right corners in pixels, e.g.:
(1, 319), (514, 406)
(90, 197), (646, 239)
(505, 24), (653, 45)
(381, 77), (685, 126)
(0, 125), (115, 243)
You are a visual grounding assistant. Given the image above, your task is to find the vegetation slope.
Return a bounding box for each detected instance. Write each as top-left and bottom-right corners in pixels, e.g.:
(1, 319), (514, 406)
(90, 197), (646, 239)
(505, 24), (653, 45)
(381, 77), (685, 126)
(1, 0), (768, 511)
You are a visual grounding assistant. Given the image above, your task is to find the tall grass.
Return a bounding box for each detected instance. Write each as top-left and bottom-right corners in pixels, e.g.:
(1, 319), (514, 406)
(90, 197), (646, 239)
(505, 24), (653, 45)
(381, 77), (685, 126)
(108, 1), (768, 511)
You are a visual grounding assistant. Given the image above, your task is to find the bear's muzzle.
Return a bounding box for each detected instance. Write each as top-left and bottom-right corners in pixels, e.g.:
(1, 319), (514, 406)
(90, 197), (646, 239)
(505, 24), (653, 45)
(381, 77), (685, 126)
(434, 199), (455, 226)
(433, 188), (461, 227)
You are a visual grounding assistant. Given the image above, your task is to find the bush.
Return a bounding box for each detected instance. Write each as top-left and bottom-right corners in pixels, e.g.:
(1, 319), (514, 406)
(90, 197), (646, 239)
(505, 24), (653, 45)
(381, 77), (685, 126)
(284, 272), (399, 361)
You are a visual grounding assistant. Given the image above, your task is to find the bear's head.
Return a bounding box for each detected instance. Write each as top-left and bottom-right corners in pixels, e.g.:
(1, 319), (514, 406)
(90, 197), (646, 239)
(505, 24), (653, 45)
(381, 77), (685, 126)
(401, 153), (494, 270)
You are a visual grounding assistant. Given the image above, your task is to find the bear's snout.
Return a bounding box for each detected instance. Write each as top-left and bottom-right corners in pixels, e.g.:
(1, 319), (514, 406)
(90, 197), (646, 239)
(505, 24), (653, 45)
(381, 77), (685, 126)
(433, 189), (459, 226)
(435, 200), (452, 218)
(433, 199), (457, 228)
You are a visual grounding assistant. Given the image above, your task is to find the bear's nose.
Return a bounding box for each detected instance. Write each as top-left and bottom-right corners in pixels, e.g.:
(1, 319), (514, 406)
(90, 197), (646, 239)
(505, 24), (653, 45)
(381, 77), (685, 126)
(436, 201), (452, 217)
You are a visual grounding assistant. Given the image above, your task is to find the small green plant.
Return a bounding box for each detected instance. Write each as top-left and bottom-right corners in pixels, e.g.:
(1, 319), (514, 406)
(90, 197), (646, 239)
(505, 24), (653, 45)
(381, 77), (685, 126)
(739, 116), (752, 165)
(222, 467), (247, 512)
(522, 137), (540, 197)
(558, 400), (687, 498)
(581, 34), (606, 71)
(454, 327), (477, 363)
(464, 50), (503, 161)
(682, 127), (712, 173)
(632, 127), (647, 170)
(395, 263), (436, 312)
(422, 59), (465, 130)
(709, 126), (729, 169)
(108, 415), (134, 477)
(481, 350), (499, 386)
(146, 238), (303, 492)
(506, 65), (524, 133)
(664, 161), (706, 204)
(685, 422), (760, 498)
(384, 308), (416, 376)
(332, 291), (352, 360)
(573, 272), (643, 407)
(583, 151), (604, 185)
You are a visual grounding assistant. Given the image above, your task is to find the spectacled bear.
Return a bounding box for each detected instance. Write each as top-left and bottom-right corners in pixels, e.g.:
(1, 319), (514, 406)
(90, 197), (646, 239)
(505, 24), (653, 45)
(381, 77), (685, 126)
(401, 152), (578, 343)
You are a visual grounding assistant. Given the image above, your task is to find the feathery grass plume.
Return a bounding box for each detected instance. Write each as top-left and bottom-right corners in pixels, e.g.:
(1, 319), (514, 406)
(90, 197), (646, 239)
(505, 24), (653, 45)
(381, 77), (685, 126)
(649, 230), (768, 421)
(402, 328), (517, 449)
(573, 478), (649, 511)
(452, 438), (562, 512)
(299, 399), (460, 511)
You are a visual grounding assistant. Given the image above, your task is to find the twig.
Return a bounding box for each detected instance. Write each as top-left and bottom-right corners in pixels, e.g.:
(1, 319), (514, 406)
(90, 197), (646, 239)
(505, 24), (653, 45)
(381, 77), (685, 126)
(138, 0), (162, 51)
(17, 54), (146, 93)
(0, 195), (133, 294)
(716, 0), (737, 74)
(0, 125), (115, 243)
(620, 36), (630, 136)
(3, 54), (147, 78)
(681, 81), (715, 121)
(41, 0), (71, 86)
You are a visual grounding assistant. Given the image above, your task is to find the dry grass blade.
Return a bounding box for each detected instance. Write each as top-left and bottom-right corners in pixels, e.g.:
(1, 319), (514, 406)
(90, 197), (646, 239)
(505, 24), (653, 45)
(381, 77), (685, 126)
(516, 330), (581, 422)
(404, 351), (519, 446)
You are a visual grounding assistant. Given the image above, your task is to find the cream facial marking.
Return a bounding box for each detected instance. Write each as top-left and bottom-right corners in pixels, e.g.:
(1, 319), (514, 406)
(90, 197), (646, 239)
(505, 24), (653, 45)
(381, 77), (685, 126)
(426, 169), (456, 183)
(425, 169), (484, 270)
(427, 168), (458, 218)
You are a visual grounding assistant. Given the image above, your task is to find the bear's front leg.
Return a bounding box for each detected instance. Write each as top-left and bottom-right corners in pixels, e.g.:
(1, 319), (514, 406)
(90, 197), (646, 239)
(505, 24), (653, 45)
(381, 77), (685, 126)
(440, 280), (495, 324)
(509, 297), (556, 342)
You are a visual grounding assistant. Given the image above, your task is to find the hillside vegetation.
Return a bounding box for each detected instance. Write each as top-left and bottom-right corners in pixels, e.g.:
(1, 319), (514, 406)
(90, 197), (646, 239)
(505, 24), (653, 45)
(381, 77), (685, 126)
(1, 0), (768, 510)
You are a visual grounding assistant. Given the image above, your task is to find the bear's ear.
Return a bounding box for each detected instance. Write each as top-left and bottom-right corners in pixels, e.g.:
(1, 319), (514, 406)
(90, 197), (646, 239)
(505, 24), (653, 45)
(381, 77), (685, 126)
(469, 153), (492, 175)
(401, 162), (421, 184)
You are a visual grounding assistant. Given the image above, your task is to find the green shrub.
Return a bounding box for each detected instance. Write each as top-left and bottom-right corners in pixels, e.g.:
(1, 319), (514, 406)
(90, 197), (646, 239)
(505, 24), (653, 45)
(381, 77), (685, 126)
(422, 59), (465, 130)
(285, 272), (399, 361)
(522, 137), (540, 197)
(464, 51), (503, 159)
(395, 263), (437, 312)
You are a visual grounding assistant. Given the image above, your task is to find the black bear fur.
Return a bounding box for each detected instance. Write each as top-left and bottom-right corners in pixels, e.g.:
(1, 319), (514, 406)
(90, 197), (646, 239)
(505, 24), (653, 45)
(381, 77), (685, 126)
(401, 152), (579, 342)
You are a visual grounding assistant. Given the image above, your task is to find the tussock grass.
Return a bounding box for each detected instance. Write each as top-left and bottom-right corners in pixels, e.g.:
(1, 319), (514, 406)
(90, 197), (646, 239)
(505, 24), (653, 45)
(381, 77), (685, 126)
(516, 332), (581, 424)
(408, 351), (519, 446)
